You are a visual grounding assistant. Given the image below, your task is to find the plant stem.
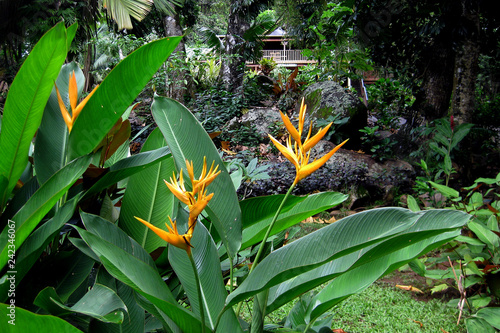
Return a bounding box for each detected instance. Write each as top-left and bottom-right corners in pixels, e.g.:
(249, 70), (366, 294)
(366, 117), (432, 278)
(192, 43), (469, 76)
(57, 144), (70, 211)
(303, 321), (313, 333)
(235, 184), (295, 317)
(445, 132), (453, 187)
(250, 184), (294, 274)
(188, 252), (206, 333)
(229, 255), (234, 293)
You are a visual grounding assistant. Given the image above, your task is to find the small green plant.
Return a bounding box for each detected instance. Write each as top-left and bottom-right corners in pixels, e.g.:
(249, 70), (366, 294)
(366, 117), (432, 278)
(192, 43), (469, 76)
(427, 117), (473, 186)
(359, 125), (396, 161)
(407, 173), (500, 332)
(226, 157), (271, 199)
(258, 57), (277, 76)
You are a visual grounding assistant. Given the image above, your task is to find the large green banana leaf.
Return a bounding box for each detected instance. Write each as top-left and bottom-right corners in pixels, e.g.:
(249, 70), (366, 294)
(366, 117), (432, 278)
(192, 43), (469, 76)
(240, 192), (347, 250)
(68, 36), (182, 159)
(34, 284), (127, 324)
(169, 217), (242, 332)
(151, 96), (242, 259)
(268, 230), (459, 323)
(91, 269), (146, 333)
(0, 22), (69, 208)
(119, 128), (177, 253)
(225, 208), (471, 309)
(0, 195), (81, 302)
(0, 303), (83, 333)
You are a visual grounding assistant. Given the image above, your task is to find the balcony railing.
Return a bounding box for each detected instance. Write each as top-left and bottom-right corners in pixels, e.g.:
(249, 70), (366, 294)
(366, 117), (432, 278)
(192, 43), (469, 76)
(255, 50), (316, 64)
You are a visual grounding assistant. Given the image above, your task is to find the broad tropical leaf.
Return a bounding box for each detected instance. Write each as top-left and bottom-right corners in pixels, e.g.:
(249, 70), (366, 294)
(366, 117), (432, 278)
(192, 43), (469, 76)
(0, 303), (83, 333)
(0, 22), (68, 208)
(35, 284), (127, 324)
(225, 208), (470, 308)
(151, 96), (242, 258)
(169, 221), (242, 332)
(0, 195), (81, 302)
(75, 213), (209, 332)
(273, 230), (459, 323)
(119, 129), (176, 253)
(92, 269), (146, 333)
(68, 36), (182, 158)
(240, 192), (347, 250)
(0, 154), (91, 270)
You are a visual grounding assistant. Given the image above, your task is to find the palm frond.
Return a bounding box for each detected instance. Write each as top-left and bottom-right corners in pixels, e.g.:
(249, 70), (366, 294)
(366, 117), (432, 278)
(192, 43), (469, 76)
(198, 26), (223, 54)
(102, 0), (153, 30)
(154, 0), (182, 16)
(243, 14), (277, 42)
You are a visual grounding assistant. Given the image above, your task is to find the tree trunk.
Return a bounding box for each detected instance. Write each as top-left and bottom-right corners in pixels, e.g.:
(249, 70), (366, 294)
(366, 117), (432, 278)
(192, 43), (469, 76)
(164, 14), (186, 104)
(83, 42), (94, 92)
(220, 5), (250, 93)
(451, 1), (480, 124)
(412, 41), (455, 121)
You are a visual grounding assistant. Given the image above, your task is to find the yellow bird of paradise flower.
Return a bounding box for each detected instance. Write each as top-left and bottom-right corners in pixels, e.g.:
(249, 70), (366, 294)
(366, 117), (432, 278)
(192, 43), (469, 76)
(268, 98), (348, 185)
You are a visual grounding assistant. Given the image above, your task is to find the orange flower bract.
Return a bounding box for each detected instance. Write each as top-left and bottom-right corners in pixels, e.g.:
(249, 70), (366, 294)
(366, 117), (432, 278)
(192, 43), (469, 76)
(136, 158), (220, 254)
(55, 71), (98, 132)
(269, 98), (348, 185)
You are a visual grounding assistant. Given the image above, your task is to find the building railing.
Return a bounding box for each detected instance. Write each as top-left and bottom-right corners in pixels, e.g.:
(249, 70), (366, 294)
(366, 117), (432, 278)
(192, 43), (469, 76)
(257, 50), (316, 64)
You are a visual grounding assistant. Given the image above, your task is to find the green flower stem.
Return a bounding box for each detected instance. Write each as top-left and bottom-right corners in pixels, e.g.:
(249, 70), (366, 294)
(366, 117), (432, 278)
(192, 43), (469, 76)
(303, 320), (313, 333)
(188, 251), (206, 333)
(235, 184), (295, 318)
(57, 140), (70, 211)
(250, 184), (295, 274)
(229, 255), (234, 293)
(245, 186), (294, 332)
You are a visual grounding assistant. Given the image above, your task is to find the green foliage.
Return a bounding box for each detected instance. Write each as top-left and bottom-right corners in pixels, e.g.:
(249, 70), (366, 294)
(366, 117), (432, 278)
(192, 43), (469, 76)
(408, 172), (500, 332)
(258, 57), (277, 75)
(292, 2), (373, 84)
(0, 23), (474, 333)
(90, 24), (157, 82)
(366, 78), (415, 130)
(188, 49), (222, 89)
(359, 126), (396, 162)
(413, 118), (473, 188)
(188, 85), (245, 134)
(187, 74), (268, 143)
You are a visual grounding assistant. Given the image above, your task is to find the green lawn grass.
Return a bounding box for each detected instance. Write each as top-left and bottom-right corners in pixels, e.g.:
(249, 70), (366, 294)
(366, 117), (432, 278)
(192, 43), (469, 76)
(241, 281), (465, 332)
(327, 281), (465, 332)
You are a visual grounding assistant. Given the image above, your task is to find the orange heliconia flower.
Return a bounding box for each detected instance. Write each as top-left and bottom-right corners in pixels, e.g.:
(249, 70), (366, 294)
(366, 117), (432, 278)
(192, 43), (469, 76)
(269, 98), (348, 185)
(135, 158), (220, 254)
(55, 71), (98, 132)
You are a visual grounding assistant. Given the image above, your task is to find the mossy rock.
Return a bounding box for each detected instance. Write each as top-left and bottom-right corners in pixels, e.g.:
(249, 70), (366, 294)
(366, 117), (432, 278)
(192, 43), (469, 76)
(300, 81), (367, 147)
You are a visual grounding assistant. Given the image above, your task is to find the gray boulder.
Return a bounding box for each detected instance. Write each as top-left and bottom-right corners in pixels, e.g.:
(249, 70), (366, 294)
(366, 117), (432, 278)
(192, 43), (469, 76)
(227, 106), (282, 141)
